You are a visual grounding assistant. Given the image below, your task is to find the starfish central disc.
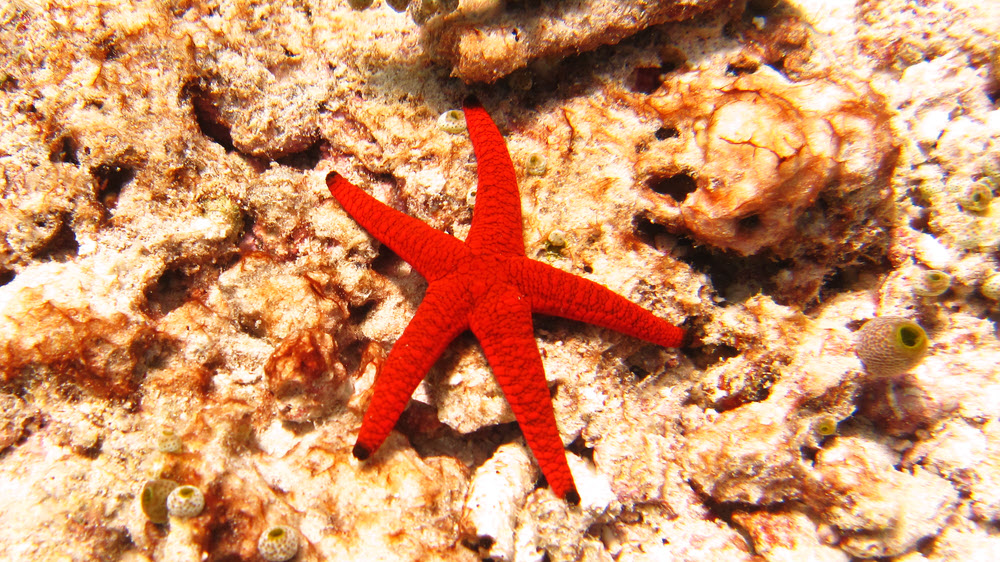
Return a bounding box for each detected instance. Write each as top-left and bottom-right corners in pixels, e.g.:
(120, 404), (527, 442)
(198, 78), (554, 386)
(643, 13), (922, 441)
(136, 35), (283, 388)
(326, 96), (686, 505)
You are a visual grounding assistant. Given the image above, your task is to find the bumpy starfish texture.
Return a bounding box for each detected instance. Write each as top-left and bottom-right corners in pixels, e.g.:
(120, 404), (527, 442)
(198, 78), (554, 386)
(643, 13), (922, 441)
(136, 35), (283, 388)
(326, 96), (685, 504)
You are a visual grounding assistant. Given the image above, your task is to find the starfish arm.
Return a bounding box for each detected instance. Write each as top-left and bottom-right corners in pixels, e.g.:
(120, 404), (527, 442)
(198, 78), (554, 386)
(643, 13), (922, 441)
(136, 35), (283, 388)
(462, 97), (525, 257)
(469, 286), (580, 504)
(510, 258), (686, 348)
(327, 172), (467, 282)
(354, 281), (473, 459)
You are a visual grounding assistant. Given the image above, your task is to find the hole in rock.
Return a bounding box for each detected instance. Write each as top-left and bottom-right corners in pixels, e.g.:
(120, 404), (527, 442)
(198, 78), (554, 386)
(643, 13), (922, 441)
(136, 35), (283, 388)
(630, 59), (682, 95)
(274, 138), (323, 170)
(567, 435), (595, 463)
(50, 135), (79, 165)
(654, 126), (679, 140)
(748, 0), (782, 14)
(800, 445), (819, 463)
(631, 66), (664, 94)
(92, 163), (135, 212)
(36, 216), (79, 261)
(737, 213), (761, 233)
(691, 343), (740, 370)
(726, 60), (760, 76)
(143, 267), (198, 319)
(186, 84), (234, 151)
(0, 75), (17, 92)
(347, 300), (376, 324)
(632, 215), (669, 248)
(647, 172), (698, 203)
(370, 246), (402, 277)
(629, 365), (650, 379)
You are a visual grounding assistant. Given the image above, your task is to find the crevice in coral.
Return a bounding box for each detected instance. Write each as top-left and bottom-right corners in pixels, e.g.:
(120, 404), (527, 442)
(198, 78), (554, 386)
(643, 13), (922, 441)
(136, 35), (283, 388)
(0, 74), (17, 92)
(654, 125), (679, 140)
(49, 135), (79, 165)
(401, 399), (520, 469)
(677, 243), (789, 305)
(347, 299), (376, 325)
(460, 534), (495, 559)
(91, 162), (135, 214)
(646, 171), (698, 203)
(184, 81), (234, 151)
(725, 59), (760, 76)
(800, 445), (819, 464)
(687, 480), (761, 555)
(631, 214), (669, 248)
(142, 266), (199, 320)
(369, 245), (402, 277)
(274, 137), (323, 170)
(630, 62), (679, 94)
(736, 213), (762, 235)
(566, 435), (595, 463)
(691, 343), (740, 371)
(34, 214), (79, 262)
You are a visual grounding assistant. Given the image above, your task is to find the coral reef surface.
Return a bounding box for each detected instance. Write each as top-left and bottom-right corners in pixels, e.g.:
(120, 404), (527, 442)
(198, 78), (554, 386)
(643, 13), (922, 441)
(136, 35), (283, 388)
(1, 0), (999, 560)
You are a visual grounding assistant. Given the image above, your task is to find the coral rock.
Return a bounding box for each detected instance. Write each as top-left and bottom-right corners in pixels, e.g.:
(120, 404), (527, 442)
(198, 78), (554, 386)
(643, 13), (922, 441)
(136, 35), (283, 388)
(809, 436), (957, 558)
(641, 67), (895, 257)
(429, 0), (735, 83)
(0, 285), (154, 397)
(264, 327), (352, 423)
(460, 442), (538, 561)
(732, 509), (849, 562)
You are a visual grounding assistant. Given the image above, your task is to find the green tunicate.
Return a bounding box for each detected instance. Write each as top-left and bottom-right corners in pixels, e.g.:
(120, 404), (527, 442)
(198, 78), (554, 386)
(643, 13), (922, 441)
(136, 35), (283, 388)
(855, 317), (929, 378)
(963, 180), (993, 213)
(815, 417), (838, 436)
(525, 153), (548, 176)
(140, 479), (179, 524)
(386, 0), (410, 12)
(913, 270), (951, 297)
(167, 485), (205, 518)
(982, 273), (1000, 300)
(258, 525), (299, 562)
(437, 109), (467, 134)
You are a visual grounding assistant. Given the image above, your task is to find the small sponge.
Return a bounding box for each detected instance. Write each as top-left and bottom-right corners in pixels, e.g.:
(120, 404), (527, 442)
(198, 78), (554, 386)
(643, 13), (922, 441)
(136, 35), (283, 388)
(855, 317), (929, 377)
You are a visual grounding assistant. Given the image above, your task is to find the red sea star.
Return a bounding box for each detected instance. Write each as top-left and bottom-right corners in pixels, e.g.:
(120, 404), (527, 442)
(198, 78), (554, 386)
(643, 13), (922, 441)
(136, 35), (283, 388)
(326, 96), (686, 504)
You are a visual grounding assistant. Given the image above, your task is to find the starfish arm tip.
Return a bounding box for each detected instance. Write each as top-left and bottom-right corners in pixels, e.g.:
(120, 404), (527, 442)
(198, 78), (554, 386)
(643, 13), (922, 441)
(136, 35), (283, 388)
(352, 443), (372, 461)
(462, 95), (482, 109)
(680, 327), (696, 348)
(565, 488), (581, 506)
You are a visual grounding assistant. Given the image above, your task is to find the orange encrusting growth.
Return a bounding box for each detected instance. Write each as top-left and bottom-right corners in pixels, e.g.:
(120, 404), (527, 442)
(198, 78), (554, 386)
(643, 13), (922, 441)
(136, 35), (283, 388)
(326, 96), (686, 504)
